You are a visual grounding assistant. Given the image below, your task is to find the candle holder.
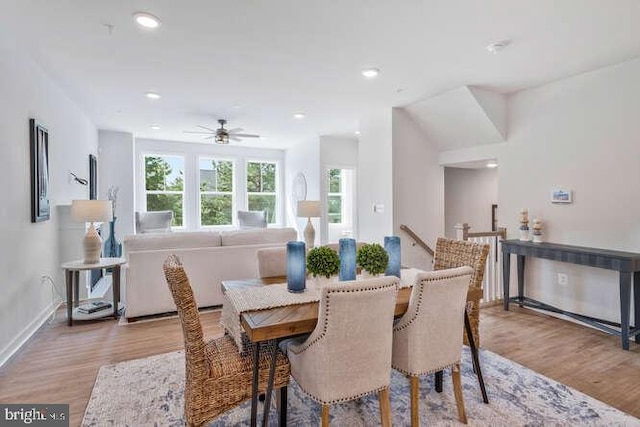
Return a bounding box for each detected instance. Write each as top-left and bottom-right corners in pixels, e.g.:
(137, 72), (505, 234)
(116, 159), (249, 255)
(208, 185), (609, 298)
(385, 236), (401, 278)
(287, 241), (306, 293)
(339, 238), (356, 281)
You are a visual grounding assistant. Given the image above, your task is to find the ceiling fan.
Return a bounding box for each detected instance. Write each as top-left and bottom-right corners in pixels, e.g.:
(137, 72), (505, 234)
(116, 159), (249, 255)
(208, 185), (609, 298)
(184, 119), (260, 144)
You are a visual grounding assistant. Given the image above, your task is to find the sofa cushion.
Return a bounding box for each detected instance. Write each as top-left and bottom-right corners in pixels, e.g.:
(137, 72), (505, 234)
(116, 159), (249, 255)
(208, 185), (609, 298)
(221, 228), (297, 247)
(124, 231), (222, 252)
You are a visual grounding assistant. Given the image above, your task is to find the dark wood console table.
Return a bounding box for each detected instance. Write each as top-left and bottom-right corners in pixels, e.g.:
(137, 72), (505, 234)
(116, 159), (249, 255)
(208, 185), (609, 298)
(501, 240), (640, 350)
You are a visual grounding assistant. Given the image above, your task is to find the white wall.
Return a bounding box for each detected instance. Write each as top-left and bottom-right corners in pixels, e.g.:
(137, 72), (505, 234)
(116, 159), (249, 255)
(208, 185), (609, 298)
(392, 108), (443, 269)
(501, 57), (640, 324)
(444, 167), (498, 238)
(358, 109), (394, 243)
(98, 130), (135, 239)
(285, 138), (321, 243)
(0, 41), (97, 365)
(319, 136), (358, 243)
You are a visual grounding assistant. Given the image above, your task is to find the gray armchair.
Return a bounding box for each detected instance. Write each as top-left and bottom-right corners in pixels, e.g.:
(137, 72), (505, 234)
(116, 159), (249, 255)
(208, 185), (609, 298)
(135, 211), (173, 234)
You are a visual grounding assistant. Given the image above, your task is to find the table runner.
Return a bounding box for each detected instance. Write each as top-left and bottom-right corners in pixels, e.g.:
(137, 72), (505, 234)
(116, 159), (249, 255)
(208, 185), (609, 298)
(221, 269), (423, 353)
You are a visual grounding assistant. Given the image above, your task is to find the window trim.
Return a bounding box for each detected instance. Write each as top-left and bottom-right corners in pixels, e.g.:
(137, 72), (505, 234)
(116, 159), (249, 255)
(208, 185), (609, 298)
(197, 156), (236, 229)
(245, 159), (280, 225)
(142, 153), (186, 229)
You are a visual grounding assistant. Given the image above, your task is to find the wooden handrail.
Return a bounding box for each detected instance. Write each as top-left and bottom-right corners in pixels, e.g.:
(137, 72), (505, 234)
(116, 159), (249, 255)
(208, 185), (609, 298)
(456, 223), (507, 241)
(399, 224), (435, 257)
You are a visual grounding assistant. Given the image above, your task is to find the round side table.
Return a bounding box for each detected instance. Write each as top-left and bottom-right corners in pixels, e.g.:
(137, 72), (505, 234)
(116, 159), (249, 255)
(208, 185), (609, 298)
(61, 257), (126, 326)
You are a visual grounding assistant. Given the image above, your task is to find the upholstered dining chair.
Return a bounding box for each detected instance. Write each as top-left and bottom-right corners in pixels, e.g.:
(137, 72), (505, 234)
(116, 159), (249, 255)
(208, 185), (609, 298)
(257, 247), (287, 278)
(282, 276), (399, 427)
(392, 266), (473, 425)
(433, 237), (489, 348)
(163, 254), (290, 427)
(433, 237), (490, 403)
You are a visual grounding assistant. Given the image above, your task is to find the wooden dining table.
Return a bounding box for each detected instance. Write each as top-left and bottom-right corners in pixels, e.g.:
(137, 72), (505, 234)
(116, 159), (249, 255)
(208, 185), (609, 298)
(221, 275), (488, 427)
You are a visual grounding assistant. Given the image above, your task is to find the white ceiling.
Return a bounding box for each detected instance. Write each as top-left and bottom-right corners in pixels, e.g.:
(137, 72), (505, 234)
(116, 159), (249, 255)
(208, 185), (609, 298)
(2, 1), (640, 149)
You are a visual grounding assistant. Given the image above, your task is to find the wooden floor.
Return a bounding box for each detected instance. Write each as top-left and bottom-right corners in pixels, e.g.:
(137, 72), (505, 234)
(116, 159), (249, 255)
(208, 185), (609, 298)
(1, 304), (639, 426)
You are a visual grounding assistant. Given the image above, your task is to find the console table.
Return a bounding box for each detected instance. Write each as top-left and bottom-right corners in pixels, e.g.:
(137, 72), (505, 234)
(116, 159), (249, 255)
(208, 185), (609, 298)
(501, 240), (640, 350)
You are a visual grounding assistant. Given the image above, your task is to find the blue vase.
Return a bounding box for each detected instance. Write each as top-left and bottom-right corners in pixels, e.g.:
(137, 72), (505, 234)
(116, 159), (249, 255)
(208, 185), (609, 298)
(287, 241), (306, 293)
(339, 238), (356, 281)
(104, 217), (122, 258)
(385, 236), (401, 278)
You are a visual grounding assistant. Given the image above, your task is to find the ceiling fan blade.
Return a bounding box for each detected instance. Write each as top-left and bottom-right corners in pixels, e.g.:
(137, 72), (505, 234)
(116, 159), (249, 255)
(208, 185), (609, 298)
(227, 127), (244, 133)
(183, 131), (214, 134)
(234, 133), (260, 138)
(204, 135), (216, 140)
(229, 136), (242, 142)
(197, 124), (218, 132)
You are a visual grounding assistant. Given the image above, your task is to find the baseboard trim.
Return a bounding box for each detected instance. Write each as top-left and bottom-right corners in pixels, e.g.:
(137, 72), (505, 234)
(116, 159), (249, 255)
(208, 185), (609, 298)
(0, 299), (61, 368)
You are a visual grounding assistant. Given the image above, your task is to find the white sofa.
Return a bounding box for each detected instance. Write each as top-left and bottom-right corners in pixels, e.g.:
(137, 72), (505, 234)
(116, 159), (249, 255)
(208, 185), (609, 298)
(123, 227), (297, 320)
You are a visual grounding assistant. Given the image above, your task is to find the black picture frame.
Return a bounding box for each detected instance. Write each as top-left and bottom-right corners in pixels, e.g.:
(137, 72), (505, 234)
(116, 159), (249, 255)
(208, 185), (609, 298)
(30, 119), (50, 222)
(491, 204), (498, 232)
(89, 154), (98, 200)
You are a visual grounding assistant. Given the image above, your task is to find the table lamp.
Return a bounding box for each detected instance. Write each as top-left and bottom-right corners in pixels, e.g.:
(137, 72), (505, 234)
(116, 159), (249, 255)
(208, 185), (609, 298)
(297, 200), (320, 249)
(71, 200), (113, 264)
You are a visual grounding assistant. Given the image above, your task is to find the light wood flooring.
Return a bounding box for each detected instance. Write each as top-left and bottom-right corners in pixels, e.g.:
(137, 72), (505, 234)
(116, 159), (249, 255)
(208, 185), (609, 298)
(1, 304), (639, 426)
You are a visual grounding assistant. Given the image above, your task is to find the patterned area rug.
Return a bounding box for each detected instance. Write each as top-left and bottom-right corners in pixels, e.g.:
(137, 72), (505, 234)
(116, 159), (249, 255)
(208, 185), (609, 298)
(83, 348), (639, 426)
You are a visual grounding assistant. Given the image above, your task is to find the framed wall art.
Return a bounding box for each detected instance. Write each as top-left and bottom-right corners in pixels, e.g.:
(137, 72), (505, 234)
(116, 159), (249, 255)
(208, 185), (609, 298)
(30, 119), (50, 222)
(551, 188), (572, 204)
(89, 154), (98, 200)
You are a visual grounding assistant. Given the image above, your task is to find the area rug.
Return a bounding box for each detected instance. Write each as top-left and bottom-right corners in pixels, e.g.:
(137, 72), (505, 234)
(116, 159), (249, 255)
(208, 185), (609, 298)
(82, 348), (639, 426)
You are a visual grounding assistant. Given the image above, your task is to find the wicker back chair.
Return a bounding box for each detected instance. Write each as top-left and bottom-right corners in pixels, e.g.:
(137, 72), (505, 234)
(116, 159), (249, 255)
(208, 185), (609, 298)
(163, 255), (290, 427)
(433, 237), (489, 348)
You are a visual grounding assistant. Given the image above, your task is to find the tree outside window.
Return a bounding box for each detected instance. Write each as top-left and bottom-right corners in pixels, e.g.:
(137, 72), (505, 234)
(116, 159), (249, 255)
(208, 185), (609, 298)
(200, 158), (234, 226)
(247, 161), (277, 223)
(328, 168), (342, 224)
(144, 155), (184, 226)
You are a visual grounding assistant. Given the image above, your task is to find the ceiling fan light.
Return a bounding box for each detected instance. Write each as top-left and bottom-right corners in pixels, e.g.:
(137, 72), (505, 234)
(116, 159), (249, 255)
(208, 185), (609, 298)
(215, 134), (230, 144)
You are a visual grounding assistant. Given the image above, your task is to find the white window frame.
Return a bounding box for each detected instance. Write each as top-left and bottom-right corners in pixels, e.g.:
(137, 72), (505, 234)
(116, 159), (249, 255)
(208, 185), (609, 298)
(197, 156), (236, 229)
(142, 153), (186, 230)
(245, 159), (280, 225)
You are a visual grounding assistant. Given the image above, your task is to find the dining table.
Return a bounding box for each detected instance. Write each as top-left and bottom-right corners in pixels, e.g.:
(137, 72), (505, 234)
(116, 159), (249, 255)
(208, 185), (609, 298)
(221, 272), (488, 427)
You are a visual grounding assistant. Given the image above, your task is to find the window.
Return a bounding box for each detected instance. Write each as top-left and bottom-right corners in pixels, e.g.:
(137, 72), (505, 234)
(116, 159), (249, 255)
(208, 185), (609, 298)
(327, 168), (343, 224)
(144, 155), (184, 227)
(199, 158), (234, 226)
(246, 161), (277, 224)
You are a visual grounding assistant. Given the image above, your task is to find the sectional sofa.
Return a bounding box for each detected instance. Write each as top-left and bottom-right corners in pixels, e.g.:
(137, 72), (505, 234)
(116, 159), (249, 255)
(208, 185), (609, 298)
(122, 227), (297, 321)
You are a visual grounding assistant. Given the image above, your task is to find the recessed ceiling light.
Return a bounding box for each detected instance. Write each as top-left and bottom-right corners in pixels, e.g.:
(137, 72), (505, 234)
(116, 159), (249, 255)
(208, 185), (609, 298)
(145, 91), (161, 100)
(150, 124), (160, 130)
(355, 131), (361, 135)
(293, 113), (305, 119)
(361, 68), (380, 78)
(486, 41), (509, 54)
(133, 12), (161, 29)
(486, 161), (498, 168)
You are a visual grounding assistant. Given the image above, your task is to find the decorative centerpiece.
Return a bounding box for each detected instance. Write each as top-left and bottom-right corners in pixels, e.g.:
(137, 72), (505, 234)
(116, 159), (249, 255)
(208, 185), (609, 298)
(532, 219), (543, 243)
(338, 238), (357, 281)
(384, 236), (401, 278)
(519, 208), (530, 241)
(287, 241), (307, 293)
(357, 243), (389, 277)
(307, 246), (340, 287)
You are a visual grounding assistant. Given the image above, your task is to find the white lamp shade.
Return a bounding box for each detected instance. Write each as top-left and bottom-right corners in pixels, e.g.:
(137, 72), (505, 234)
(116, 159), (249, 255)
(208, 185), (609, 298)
(297, 200), (320, 218)
(71, 200), (113, 223)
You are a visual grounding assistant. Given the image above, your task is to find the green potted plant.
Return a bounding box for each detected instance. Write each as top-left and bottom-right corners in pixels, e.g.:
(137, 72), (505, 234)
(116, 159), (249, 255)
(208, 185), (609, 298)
(357, 243), (389, 276)
(306, 246), (340, 281)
